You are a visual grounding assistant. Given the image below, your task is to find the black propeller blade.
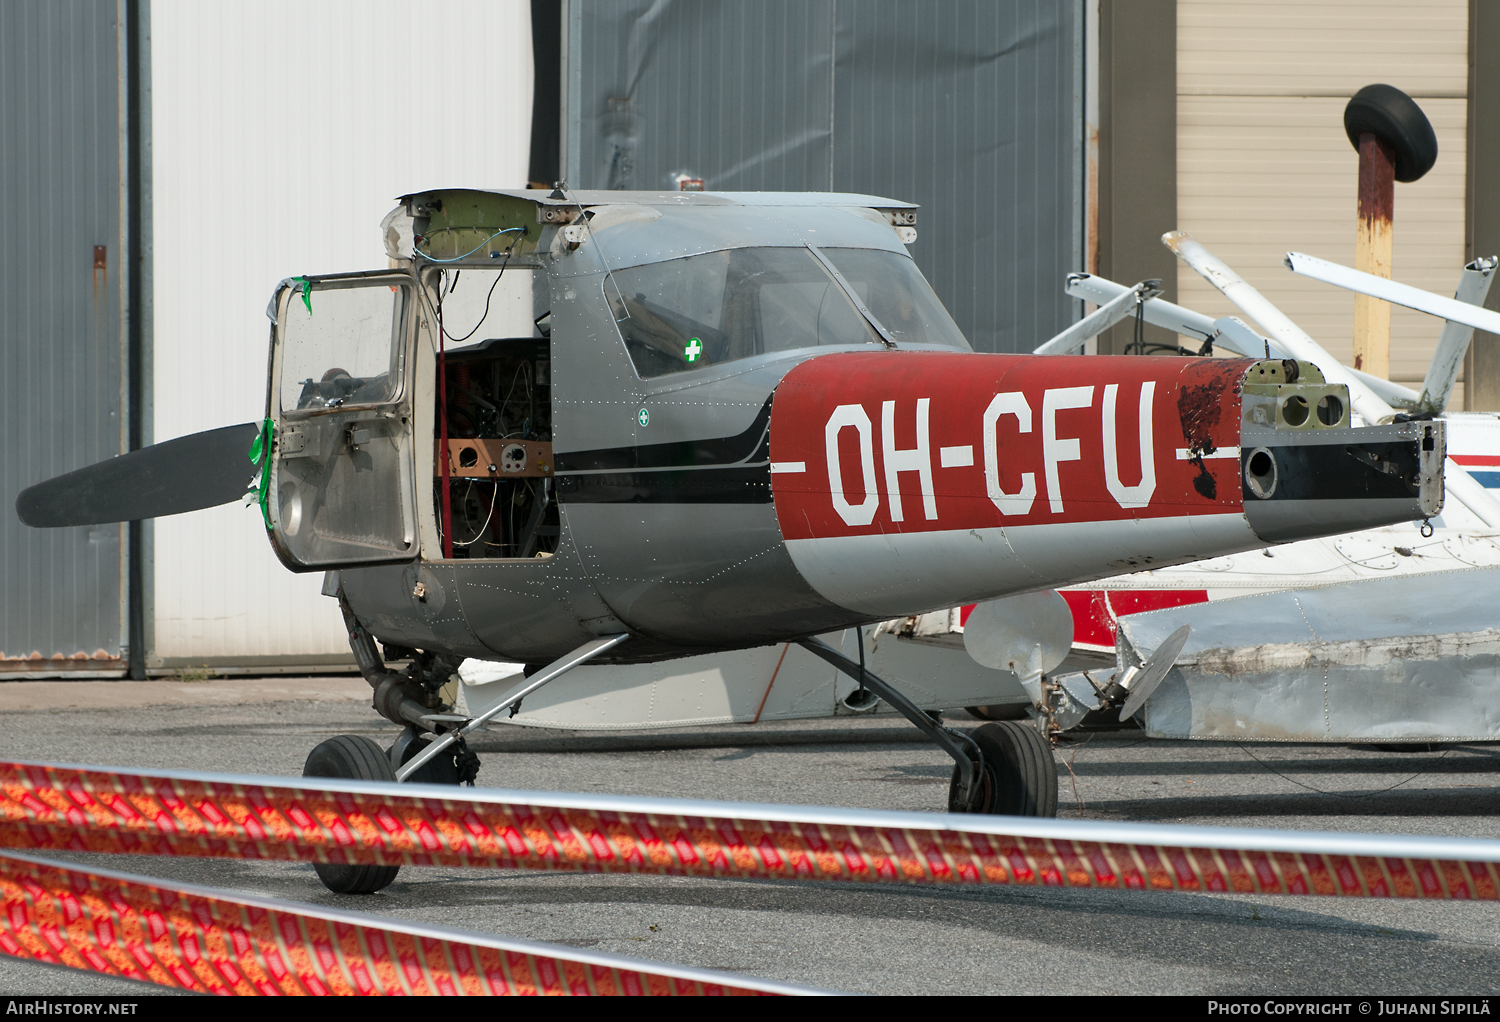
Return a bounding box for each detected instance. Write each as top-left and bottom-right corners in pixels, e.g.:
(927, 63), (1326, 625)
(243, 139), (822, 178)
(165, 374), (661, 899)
(16, 422), (262, 528)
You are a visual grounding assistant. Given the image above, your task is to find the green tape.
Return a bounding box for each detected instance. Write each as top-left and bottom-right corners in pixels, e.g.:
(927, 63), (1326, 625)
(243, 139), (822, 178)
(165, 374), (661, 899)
(246, 418), (274, 529)
(292, 276), (312, 314)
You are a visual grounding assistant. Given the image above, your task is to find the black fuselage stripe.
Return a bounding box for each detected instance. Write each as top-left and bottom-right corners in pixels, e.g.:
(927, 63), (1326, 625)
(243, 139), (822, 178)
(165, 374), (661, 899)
(554, 397), (772, 472)
(556, 464), (772, 504)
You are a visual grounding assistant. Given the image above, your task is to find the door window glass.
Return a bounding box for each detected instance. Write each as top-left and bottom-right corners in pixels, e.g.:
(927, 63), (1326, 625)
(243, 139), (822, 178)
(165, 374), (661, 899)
(280, 284), (407, 412)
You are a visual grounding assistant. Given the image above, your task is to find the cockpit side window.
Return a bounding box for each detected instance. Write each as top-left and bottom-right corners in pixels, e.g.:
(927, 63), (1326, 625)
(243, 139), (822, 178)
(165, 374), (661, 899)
(608, 246), (968, 379)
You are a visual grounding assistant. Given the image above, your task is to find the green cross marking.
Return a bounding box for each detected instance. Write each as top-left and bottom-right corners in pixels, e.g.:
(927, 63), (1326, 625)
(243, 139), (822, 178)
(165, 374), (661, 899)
(685, 337), (703, 363)
(638, 408), (650, 427)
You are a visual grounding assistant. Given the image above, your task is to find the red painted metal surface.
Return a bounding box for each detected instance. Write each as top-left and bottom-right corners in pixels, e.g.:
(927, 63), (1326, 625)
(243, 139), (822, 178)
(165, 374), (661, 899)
(1060, 590), (1116, 647)
(960, 589), (1211, 650)
(1059, 588), (1215, 648)
(1109, 590), (1212, 617)
(769, 352), (1248, 542)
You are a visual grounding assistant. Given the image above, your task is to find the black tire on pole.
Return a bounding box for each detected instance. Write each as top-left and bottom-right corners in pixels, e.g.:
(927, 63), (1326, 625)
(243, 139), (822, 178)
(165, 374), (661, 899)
(303, 735), (402, 894)
(947, 721), (1058, 817)
(1343, 84), (1438, 182)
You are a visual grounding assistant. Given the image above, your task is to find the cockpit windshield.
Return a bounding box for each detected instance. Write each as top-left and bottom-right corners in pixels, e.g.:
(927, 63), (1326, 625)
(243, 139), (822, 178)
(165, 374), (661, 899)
(607, 246), (968, 378)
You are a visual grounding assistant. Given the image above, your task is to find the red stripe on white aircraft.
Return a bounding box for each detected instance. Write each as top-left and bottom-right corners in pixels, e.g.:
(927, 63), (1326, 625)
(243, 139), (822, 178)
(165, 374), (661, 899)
(1057, 588), (1212, 648)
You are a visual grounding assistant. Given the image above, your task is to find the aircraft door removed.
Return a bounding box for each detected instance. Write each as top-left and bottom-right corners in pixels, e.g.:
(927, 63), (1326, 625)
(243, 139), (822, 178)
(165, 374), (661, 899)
(268, 273), (418, 569)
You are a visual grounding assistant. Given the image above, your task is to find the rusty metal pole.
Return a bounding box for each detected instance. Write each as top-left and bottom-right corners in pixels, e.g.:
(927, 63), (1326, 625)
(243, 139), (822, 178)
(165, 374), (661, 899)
(1353, 133), (1395, 378)
(1344, 84), (1438, 381)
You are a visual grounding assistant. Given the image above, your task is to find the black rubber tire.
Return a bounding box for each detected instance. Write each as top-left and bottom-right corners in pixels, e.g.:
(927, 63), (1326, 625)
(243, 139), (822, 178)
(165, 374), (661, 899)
(398, 735), (462, 785)
(303, 735), (401, 894)
(965, 703), (1031, 722)
(948, 721), (1058, 817)
(1343, 84), (1438, 182)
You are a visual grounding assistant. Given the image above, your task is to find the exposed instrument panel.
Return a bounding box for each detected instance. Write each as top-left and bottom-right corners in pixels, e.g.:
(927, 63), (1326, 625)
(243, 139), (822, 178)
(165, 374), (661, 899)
(439, 438), (552, 479)
(437, 338), (557, 559)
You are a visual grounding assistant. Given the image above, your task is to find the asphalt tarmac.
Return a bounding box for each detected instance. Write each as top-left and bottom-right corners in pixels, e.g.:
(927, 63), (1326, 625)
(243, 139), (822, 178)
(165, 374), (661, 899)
(2, 678), (1498, 996)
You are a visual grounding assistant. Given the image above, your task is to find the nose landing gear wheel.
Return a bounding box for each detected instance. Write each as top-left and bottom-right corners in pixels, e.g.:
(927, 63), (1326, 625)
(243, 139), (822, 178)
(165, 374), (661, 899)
(302, 735), (401, 894)
(948, 721), (1058, 817)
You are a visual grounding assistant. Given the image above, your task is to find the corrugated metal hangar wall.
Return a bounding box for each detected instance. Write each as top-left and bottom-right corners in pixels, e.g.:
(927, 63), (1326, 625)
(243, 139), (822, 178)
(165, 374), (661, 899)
(0, 2), (132, 677)
(557, 0), (1084, 356)
(1095, 1), (1486, 406)
(1175, 0), (1470, 400)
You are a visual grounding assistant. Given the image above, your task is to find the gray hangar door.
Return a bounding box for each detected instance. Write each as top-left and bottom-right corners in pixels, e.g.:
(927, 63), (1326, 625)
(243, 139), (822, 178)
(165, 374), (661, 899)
(0, 3), (131, 676)
(562, 0), (1082, 354)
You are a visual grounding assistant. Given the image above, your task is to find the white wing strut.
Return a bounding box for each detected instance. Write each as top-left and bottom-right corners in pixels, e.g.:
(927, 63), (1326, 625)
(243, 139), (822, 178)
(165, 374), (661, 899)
(1065, 273), (1271, 359)
(1285, 252), (1500, 337)
(1034, 278), (1162, 355)
(1285, 252), (1498, 414)
(1065, 273), (1217, 344)
(1162, 231), (1394, 426)
(1069, 270), (1423, 409)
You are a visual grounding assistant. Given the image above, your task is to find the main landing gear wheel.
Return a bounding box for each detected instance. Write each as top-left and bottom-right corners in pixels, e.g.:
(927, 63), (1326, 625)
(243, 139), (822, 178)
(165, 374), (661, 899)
(303, 735), (401, 894)
(948, 721), (1059, 817)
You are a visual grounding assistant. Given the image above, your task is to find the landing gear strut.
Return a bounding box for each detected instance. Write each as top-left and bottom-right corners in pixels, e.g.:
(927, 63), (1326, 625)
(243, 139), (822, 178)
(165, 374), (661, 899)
(800, 634), (1058, 817)
(308, 596), (632, 892)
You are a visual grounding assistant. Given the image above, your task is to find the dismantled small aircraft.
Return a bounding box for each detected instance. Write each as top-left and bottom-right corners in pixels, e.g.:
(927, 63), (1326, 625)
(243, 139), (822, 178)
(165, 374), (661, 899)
(16, 188), (1444, 892)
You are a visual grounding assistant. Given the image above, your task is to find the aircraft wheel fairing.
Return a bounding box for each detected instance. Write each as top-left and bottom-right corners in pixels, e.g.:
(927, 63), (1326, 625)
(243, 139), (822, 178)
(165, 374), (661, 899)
(394, 732), (462, 786)
(948, 722), (1058, 817)
(303, 736), (402, 894)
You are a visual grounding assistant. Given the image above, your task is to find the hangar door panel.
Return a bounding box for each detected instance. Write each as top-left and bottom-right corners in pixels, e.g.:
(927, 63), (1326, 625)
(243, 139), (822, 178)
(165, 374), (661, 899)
(269, 275), (417, 569)
(565, 0), (1080, 354)
(0, 4), (127, 674)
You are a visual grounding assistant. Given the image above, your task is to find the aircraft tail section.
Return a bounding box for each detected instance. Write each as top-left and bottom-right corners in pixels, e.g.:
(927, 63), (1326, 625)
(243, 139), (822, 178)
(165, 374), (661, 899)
(768, 351), (1443, 617)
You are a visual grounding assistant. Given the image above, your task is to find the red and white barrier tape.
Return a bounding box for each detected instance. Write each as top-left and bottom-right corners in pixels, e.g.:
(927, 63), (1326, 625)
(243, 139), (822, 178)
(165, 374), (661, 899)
(0, 849), (803, 996)
(3, 760), (1498, 900)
